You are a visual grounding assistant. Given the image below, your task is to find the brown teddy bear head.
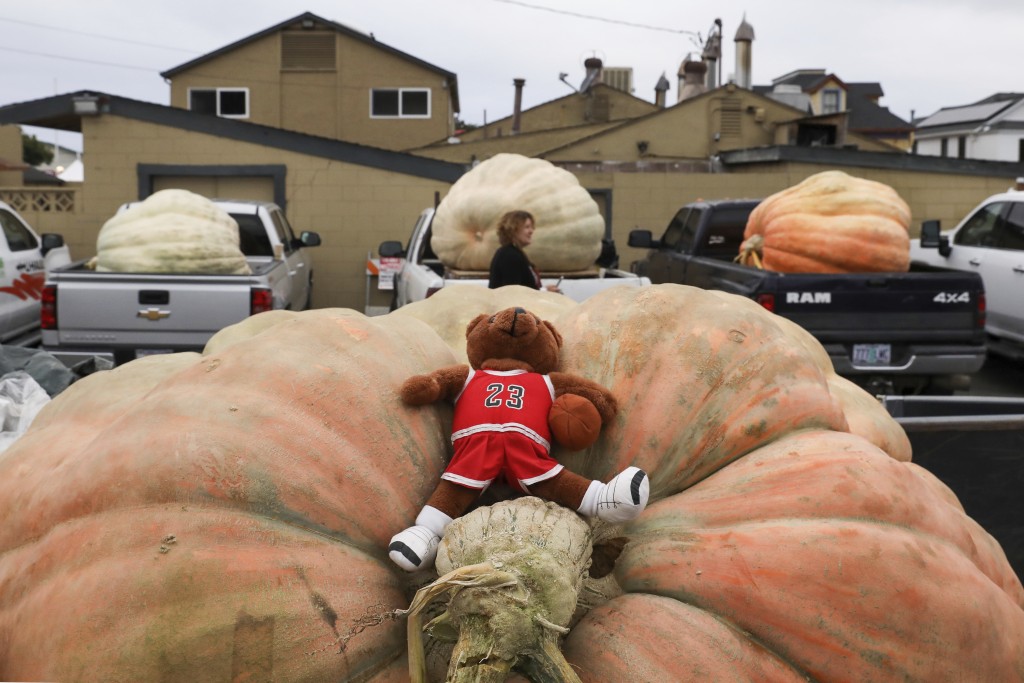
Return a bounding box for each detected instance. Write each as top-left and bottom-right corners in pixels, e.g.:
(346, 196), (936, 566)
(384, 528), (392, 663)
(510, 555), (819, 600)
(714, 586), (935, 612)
(465, 306), (562, 373)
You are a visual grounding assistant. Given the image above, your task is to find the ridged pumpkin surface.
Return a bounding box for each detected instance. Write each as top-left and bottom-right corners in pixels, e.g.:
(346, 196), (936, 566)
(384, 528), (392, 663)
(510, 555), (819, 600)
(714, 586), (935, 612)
(0, 286), (1021, 682)
(743, 170), (912, 273)
(430, 153), (604, 271)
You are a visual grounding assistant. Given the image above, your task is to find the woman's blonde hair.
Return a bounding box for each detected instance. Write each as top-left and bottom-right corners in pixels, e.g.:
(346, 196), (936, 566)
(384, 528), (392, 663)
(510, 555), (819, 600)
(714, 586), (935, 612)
(496, 210), (534, 246)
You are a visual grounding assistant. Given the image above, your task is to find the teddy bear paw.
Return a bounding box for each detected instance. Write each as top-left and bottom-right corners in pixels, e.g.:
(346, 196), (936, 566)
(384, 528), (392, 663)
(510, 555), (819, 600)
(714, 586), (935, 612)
(591, 466), (650, 523)
(389, 525), (441, 572)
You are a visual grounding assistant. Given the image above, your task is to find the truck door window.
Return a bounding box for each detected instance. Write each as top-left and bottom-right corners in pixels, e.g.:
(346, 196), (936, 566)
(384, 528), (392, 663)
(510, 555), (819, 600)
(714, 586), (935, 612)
(0, 209), (39, 252)
(660, 208), (703, 251)
(703, 208), (750, 259)
(270, 211), (299, 254)
(419, 225), (439, 261)
(231, 214), (273, 256)
(659, 209), (690, 249)
(998, 202), (1024, 251)
(954, 202), (1005, 248)
(678, 210), (704, 252)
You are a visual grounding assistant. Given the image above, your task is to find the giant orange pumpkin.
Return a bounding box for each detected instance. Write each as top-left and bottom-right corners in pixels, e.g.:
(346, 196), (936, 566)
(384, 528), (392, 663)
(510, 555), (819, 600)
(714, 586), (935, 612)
(0, 286), (1020, 682)
(742, 170), (912, 273)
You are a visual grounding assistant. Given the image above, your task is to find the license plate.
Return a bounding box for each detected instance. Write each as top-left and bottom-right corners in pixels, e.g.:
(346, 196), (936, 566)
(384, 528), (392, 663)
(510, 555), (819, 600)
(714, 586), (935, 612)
(852, 343), (891, 366)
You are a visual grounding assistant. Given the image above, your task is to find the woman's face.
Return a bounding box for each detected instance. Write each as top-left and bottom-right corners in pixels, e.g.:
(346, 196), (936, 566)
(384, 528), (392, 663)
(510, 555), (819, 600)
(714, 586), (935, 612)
(514, 218), (535, 247)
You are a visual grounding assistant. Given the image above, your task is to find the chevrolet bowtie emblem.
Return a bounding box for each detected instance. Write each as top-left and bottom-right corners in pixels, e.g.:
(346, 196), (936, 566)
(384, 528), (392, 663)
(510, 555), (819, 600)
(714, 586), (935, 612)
(138, 307), (171, 321)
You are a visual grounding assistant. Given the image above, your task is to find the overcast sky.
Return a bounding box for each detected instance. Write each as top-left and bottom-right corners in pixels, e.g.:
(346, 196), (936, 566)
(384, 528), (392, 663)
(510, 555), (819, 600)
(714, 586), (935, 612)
(4, 0), (1021, 151)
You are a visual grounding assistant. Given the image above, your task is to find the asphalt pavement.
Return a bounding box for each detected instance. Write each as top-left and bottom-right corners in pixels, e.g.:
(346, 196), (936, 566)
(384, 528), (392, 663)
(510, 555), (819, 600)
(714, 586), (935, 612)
(964, 353), (1024, 398)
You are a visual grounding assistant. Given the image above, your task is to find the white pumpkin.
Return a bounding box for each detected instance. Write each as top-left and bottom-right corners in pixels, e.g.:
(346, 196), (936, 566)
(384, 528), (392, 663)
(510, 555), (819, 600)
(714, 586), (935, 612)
(96, 189), (251, 275)
(430, 153), (605, 271)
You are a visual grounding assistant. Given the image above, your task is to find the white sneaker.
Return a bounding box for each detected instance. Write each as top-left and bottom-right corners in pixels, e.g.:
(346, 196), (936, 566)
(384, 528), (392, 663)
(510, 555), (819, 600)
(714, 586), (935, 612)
(389, 525), (441, 572)
(579, 466), (650, 523)
(388, 505), (453, 572)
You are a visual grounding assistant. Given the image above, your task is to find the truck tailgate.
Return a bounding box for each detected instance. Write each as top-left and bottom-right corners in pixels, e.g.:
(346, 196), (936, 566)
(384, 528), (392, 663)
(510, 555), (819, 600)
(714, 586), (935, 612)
(52, 277), (256, 351)
(771, 272), (984, 343)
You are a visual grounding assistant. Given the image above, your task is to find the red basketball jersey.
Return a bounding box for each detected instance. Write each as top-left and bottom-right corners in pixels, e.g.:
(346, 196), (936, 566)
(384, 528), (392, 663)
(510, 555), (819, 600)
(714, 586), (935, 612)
(451, 369), (555, 451)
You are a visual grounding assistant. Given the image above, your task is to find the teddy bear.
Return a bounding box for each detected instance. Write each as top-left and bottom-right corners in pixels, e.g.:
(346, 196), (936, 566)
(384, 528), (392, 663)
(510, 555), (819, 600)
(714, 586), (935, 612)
(388, 305), (650, 572)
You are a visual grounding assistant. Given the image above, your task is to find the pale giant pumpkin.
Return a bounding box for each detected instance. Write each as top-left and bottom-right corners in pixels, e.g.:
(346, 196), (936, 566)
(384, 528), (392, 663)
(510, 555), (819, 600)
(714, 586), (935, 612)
(430, 153), (605, 272)
(0, 285), (1021, 682)
(741, 170), (912, 273)
(96, 188), (251, 275)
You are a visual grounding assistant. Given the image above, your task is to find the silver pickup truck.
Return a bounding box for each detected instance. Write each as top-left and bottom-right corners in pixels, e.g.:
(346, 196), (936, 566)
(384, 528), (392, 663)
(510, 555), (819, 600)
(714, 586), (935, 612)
(41, 199), (320, 366)
(910, 189), (1024, 359)
(379, 207), (650, 308)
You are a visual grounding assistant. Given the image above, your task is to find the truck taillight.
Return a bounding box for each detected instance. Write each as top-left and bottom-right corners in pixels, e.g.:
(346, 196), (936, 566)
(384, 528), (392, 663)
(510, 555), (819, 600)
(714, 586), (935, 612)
(425, 286), (442, 299)
(978, 292), (986, 327)
(41, 285), (57, 329)
(251, 287), (274, 315)
(755, 293), (775, 313)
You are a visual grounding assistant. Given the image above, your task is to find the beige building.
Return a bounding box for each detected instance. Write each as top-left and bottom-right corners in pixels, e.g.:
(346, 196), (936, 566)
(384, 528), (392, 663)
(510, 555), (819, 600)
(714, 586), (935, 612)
(162, 12), (460, 152)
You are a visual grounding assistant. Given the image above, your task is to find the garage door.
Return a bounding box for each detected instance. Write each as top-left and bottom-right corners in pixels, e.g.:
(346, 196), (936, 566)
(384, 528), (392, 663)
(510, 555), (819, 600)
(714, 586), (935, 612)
(152, 175), (275, 202)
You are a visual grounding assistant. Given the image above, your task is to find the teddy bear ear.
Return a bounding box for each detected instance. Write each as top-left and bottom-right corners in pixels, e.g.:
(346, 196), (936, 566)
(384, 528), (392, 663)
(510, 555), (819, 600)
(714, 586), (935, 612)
(465, 313), (490, 339)
(542, 320), (563, 348)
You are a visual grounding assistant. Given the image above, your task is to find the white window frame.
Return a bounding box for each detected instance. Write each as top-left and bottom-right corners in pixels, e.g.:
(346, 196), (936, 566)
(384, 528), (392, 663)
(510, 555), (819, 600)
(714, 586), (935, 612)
(187, 87), (250, 119)
(369, 88), (431, 119)
(821, 88), (842, 114)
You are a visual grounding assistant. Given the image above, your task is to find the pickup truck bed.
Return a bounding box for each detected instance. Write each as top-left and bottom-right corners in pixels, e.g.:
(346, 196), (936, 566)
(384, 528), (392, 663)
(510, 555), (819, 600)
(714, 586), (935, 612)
(381, 207), (650, 307)
(630, 199), (987, 394)
(882, 395), (1024, 577)
(42, 198), (320, 366)
(44, 258), (285, 366)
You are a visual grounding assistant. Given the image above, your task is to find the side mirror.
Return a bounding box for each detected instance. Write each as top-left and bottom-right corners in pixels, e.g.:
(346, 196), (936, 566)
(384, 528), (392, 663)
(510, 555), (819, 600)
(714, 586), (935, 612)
(299, 231), (321, 247)
(378, 240), (405, 258)
(919, 220), (951, 257)
(40, 233), (65, 256)
(627, 230), (656, 248)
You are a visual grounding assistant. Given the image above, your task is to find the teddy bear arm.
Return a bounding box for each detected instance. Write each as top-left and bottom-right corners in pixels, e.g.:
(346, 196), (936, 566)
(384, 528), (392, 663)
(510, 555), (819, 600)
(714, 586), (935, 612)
(549, 372), (618, 423)
(400, 365), (469, 405)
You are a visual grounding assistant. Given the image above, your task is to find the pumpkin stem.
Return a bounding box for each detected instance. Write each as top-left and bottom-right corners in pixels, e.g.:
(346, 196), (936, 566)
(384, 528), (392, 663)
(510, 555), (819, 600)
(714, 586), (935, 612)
(736, 234), (764, 269)
(402, 497), (594, 683)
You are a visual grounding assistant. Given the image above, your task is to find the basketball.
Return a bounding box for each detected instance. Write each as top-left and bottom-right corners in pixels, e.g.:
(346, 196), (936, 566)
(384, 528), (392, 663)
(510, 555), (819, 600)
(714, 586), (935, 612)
(548, 393), (602, 451)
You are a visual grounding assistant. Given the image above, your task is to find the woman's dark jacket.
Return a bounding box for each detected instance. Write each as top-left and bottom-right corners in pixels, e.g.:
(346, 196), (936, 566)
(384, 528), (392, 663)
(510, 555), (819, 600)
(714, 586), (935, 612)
(488, 244), (541, 289)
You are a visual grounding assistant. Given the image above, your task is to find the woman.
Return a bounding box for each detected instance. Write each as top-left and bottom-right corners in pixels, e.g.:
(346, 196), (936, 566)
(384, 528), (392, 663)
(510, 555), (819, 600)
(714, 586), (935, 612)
(488, 210), (560, 291)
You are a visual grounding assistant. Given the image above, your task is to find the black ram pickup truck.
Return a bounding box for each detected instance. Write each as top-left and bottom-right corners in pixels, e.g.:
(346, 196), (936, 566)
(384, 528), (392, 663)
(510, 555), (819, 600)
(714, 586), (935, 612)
(628, 199), (987, 394)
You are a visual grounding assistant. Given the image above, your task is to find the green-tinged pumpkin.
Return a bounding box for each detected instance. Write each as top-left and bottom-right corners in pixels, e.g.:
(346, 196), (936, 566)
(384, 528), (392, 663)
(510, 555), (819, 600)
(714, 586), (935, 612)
(96, 188), (251, 275)
(430, 153), (605, 272)
(0, 285), (1020, 682)
(741, 170), (912, 273)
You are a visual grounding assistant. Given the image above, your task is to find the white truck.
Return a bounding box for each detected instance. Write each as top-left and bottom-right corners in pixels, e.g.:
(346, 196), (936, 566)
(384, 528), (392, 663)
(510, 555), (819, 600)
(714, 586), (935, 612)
(379, 207), (650, 308)
(0, 200), (71, 347)
(910, 188), (1024, 359)
(41, 198), (320, 366)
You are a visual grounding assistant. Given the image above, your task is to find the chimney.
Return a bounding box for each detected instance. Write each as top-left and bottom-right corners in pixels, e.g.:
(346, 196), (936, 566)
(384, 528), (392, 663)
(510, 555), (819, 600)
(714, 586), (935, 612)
(512, 78), (525, 134)
(579, 57), (603, 92)
(655, 73), (670, 108)
(702, 20), (722, 89)
(677, 55), (707, 102)
(734, 14), (755, 89)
